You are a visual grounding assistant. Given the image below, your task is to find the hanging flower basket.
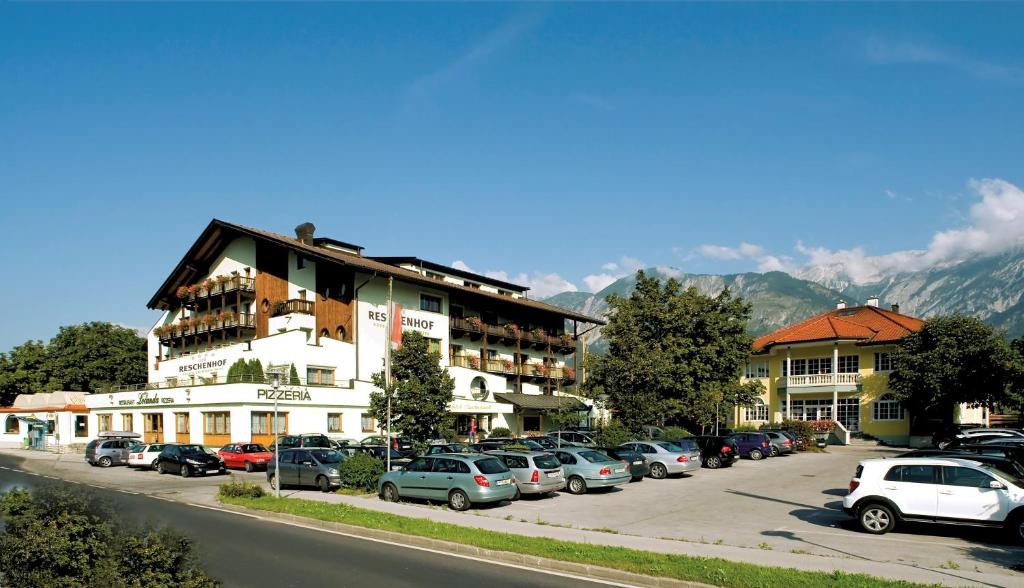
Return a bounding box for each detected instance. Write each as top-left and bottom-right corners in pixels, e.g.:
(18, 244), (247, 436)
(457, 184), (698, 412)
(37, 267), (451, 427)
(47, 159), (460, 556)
(466, 317), (482, 329)
(175, 286), (190, 299)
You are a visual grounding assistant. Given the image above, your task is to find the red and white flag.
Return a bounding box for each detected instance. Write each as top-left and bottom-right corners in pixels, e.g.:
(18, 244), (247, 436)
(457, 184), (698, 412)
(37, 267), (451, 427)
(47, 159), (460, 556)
(390, 303), (403, 349)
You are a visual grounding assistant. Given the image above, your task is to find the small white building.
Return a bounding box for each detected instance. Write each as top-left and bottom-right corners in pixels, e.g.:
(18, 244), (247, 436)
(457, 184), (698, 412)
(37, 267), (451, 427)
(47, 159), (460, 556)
(85, 220), (603, 446)
(0, 392), (91, 450)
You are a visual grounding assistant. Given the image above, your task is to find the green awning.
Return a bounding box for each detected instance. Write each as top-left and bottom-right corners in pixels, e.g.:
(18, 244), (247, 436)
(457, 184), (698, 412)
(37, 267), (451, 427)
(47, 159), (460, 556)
(494, 393), (588, 412)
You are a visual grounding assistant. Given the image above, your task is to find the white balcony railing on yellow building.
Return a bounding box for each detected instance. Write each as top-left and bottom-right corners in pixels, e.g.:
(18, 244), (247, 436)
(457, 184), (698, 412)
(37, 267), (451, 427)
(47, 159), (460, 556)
(784, 373), (861, 387)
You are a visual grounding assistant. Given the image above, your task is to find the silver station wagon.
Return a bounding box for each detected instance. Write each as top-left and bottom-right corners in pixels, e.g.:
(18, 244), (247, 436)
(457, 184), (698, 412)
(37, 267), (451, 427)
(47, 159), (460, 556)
(620, 440), (702, 479)
(486, 450), (566, 498)
(379, 454), (516, 511)
(552, 447), (631, 494)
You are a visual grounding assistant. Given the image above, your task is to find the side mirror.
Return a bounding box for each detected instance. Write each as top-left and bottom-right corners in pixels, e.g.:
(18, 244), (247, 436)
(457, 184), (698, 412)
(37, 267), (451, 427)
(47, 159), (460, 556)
(989, 480), (1006, 490)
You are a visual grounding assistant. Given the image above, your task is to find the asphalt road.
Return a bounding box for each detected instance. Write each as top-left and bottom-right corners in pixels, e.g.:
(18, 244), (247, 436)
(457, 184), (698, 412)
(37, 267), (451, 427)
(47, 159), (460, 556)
(0, 458), (619, 588)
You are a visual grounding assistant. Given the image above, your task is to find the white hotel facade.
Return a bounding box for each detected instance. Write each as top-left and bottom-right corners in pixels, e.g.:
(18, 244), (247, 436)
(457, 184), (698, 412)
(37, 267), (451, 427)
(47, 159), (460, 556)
(85, 220), (602, 447)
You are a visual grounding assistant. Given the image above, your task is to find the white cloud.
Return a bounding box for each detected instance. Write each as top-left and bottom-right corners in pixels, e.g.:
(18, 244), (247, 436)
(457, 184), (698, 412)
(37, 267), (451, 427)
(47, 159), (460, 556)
(601, 262), (619, 271)
(451, 260), (474, 272)
(863, 37), (1022, 83)
(583, 273), (618, 292)
(696, 242), (766, 261)
(450, 260), (576, 298)
(885, 189), (898, 199)
(582, 255), (647, 293)
(792, 178), (1024, 284)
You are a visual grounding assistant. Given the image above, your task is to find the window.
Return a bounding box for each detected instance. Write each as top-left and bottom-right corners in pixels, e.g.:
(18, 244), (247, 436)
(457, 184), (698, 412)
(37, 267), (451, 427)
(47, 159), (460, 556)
(884, 464), (937, 484)
(307, 367), (335, 386)
(406, 458), (431, 472)
(523, 415), (541, 431)
(838, 355), (859, 373)
(74, 415), (88, 438)
(943, 466), (995, 488)
(175, 413), (190, 434)
(98, 414), (112, 432)
(336, 326), (346, 340)
(425, 271), (445, 281)
(251, 412), (286, 435)
(204, 412), (231, 435)
(122, 413), (134, 432)
(361, 413), (375, 433)
(744, 398), (769, 421)
(327, 413), (343, 433)
(874, 352), (892, 372)
(420, 294), (442, 313)
(298, 289), (307, 300)
(807, 357), (832, 374)
(426, 338), (441, 355)
(873, 395), (903, 421)
(836, 397), (861, 432)
(4, 416), (18, 434)
(790, 399), (833, 421)
(297, 255), (305, 270)
(745, 361), (769, 378)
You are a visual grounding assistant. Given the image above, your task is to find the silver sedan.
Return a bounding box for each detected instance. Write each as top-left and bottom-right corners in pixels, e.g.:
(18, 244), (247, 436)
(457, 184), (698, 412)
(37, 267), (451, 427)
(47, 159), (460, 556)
(620, 440), (702, 479)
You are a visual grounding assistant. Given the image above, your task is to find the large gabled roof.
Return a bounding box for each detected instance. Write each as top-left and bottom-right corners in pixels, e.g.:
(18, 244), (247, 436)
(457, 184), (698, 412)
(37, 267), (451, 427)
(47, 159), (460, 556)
(752, 305), (924, 353)
(369, 257), (528, 293)
(147, 219), (604, 325)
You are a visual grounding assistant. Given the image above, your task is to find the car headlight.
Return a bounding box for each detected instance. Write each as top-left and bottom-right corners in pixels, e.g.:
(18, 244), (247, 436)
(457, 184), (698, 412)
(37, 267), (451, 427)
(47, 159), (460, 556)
(328, 469), (339, 476)
(186, 459), (204, 465)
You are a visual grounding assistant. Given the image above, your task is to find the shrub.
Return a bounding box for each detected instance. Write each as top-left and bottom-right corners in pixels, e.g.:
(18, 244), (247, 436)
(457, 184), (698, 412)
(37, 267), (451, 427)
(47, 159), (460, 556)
(339, 452), (386, 492)
(489, 427), (512, 438)
(592, 421), (633, 447)
(218, 480), (265, 499)
(655, 426), (690, 441)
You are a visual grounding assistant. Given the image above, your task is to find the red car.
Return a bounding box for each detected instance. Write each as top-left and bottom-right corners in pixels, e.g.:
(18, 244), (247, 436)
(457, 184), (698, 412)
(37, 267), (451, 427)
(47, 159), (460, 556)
(218, 443), (274, 472)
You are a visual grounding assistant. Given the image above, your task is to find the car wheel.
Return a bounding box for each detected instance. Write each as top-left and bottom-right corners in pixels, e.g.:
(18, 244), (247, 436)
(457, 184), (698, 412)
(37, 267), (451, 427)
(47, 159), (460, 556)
(705, 456), (722, 469)
(512, 485), (521, 501)
(859, 503), (896, 534)
(269, 474), (279, 490)
(317, 476), (331, 493)
(381, 482), (400, 502)
(630, 475), (644, 482)
(448, 489), (470, 511)
(649, 462), (668, 479)
(749, 449), (764, 461)
(156, 461), (166, 475)
(567, 475), (587, 495)
(150, 458), (159, 470)
(770, 446), (780, 457)
(98, 456), (112, 468)
(180, 464), (191, 478)
(244, 461), (254, 473)
(1006, 511), (1024, 545)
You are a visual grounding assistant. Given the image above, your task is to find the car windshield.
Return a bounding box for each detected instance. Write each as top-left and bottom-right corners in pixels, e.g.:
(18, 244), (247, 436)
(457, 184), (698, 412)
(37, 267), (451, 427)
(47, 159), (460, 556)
(534, 454), (561, 469)
(178, 445), (205, 455)
(657, 442), (684, 452)
(243, 444), (268, 453)
(669, 439), (698, 451)
(447, 443), (472, 453)
(981, 463), (1024, 486)
(474, 458), (510, 474)
(579, 451), (616, 463)
(309, 449), (343, 464)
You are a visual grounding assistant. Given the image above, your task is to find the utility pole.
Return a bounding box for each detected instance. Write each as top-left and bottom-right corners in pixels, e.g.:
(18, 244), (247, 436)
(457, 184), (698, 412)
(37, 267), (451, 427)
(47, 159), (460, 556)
(270, 370), (282, 498)
(384, 276), (393, 472)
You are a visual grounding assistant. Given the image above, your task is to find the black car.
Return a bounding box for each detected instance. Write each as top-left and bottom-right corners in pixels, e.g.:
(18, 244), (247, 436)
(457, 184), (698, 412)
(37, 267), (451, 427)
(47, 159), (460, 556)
(599, 447), (650, 481)
(360, 435), (416, 457)
(422, 443), (478, 456)
(902, 445), (1024, 466)
(692, 436), (739, 469)
(346, 445), (410, 469)
(941, 434), (1018, 449)
(155, 444), (226, 477)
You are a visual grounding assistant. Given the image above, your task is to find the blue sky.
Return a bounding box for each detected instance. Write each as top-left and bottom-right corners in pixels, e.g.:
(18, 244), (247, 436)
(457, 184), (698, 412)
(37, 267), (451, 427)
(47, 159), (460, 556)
(2, 3), (1023, 350)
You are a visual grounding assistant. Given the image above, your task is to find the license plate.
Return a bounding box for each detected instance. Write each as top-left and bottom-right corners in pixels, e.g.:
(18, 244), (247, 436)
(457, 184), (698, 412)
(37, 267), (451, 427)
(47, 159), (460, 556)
(614, 467), (626, 473)
(632, 460), (642, 465)
(496, 478), (512, 486)
(546, 472), (561, 478)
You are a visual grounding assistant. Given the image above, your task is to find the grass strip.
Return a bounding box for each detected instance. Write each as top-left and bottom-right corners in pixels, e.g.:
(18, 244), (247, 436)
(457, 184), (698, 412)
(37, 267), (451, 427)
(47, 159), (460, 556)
(220, 495), (936, 588)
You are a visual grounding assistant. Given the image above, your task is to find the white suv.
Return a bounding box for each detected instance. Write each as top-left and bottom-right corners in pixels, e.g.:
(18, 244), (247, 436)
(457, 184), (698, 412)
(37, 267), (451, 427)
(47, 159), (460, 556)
(843, 457), (1024, 543)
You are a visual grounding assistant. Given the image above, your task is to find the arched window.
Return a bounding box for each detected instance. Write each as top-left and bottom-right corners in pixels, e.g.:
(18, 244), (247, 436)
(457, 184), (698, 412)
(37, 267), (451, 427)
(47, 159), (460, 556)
(319, 328), (330, 340)
(4, 415), (19, 434)
(744, 398), (768, 421)
(470, 377), (488, 401)
(336, 326), (346, 341)
(873, 394), (903, 421)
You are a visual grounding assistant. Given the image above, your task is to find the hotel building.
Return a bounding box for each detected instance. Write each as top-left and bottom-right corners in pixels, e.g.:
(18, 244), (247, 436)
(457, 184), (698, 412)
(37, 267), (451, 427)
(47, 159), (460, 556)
(85, 220), (603, 447)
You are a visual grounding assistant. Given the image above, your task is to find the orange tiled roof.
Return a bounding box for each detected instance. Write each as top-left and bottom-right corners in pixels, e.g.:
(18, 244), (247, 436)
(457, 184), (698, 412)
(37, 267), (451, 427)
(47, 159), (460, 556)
(752, 306), (923, 352)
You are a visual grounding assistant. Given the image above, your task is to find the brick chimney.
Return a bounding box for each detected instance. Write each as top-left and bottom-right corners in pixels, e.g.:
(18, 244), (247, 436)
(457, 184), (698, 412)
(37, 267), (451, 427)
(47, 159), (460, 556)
(836, 300), (846, 310)
(867, 296), (879, 308)
(890, 303), (900, 313)
(295, 222), (315, 245)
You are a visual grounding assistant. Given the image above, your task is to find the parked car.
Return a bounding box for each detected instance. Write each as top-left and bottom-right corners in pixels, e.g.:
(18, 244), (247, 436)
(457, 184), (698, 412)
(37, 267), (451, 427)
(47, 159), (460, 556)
(940, 432), (1019, 449)
(423, 443), (477, 456)
(486, 450), (566, 498)
(552, 446), (631, 494)
(523, 436), (559, 450)
(843, 457), (1024, 543)
(128, 443), (176, 469)
(546, 431), (596, 447)
(267, 448), (345, 492)
(764, 431), (795, 457)
(599, 446), (650, 481)
(471, 441), (509, 452)
(272, 433), (333, 450)
(218, 443), (274, 472)
(896, 451), (1024, 479)
(328, 437), (359, 449)
(780, 430), (806, 451)
(360, 435), (415, 457)
(730, 432), (772, 460)
(155, 444), (226, 477)
(690, 436), (739, 469)
(952, 444), (1024, 465)
(85, 432), (141, 467)
(960, 428), (1024, 438)
(975, 437), (1024, 447)
(620, 440), (701, 479)
(378, 454), (517, 510)
(345, 445), (410, 469)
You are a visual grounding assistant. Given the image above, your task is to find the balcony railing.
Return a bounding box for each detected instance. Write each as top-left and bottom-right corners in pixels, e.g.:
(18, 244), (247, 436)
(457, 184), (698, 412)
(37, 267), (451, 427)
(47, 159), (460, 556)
(271, 299), (315, 317)
(156, 313), (256, 342)
(102, 373), (355, 393)
(450, 317), (576, 350)
(177, 276), (256, 305)
(449, 355), (576, 381)
(784, 373), (861, 387)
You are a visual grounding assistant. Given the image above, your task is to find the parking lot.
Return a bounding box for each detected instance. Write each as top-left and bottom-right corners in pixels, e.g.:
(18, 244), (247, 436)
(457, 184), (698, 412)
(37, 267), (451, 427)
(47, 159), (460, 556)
(3, 444), (1023, 585)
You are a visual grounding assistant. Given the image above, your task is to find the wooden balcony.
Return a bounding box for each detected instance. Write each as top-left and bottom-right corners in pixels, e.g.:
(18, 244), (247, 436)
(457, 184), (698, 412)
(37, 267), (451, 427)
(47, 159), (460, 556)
(271, 299), (315, 317)
(156, 313), (255, 344)
(450, 317), (576, 352)
(177, 276), (256, 307)
(448, 355), (576, 383)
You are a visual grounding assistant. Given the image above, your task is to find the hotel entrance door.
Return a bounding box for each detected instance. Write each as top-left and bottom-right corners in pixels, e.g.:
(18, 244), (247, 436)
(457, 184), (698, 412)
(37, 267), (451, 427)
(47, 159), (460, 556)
(143, 413), (164, 443)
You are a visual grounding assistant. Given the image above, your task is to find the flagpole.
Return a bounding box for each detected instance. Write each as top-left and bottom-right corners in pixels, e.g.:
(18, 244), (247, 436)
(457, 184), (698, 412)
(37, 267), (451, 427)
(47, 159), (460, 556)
(385, 276), (393, 472)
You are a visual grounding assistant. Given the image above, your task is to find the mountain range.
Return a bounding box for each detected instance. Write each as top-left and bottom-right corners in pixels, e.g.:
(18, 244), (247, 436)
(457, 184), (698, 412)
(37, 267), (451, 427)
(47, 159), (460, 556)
(545, 249), (1024, 354)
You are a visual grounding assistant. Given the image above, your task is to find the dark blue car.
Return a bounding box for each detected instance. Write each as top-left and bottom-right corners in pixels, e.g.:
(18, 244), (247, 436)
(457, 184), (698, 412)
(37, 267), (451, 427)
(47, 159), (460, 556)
(730, 432), (772, 460)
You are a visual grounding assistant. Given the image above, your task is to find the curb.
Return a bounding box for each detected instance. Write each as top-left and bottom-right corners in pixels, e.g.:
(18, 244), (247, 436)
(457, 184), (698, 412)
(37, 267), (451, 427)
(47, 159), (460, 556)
(215, 503), (716, 588)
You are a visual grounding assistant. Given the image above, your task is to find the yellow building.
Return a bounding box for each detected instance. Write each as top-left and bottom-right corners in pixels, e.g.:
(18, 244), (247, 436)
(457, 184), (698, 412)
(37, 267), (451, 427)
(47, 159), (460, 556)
(735, 299), (984, 446)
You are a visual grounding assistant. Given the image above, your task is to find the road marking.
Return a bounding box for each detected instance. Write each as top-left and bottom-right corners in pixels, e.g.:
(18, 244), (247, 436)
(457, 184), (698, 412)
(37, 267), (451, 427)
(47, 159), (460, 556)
(178, 502), (640, 587)
(117, 490), (140, 495)
(42, 475), (58, 480)
(0, 466), (9, 470)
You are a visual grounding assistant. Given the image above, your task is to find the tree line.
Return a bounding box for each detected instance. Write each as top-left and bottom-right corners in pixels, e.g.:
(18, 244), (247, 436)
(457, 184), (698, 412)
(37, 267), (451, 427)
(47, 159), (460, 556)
(0, 322), (147, 405)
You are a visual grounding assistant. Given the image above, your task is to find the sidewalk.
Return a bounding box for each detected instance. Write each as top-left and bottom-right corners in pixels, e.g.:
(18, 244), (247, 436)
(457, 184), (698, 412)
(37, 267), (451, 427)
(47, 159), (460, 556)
(3, 448), (1020, 588)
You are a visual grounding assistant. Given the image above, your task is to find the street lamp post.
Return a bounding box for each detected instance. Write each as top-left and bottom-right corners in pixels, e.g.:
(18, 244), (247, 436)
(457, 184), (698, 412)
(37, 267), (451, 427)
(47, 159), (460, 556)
(270, 370), (282, 498)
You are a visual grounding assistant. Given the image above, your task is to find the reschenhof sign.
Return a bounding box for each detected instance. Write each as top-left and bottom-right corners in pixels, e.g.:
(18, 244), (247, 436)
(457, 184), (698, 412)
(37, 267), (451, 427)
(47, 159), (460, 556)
(178, 359), (228, 374)
(257, 389), (312, 402)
